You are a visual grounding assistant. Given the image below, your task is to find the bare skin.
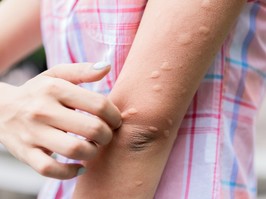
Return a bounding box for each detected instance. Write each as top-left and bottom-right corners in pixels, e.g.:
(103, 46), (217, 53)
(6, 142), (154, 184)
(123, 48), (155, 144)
(0, 1), (122, 180)
(0, 63), (121, 179)
(0, 0), (42, 73)
(73, 0), (246, 198)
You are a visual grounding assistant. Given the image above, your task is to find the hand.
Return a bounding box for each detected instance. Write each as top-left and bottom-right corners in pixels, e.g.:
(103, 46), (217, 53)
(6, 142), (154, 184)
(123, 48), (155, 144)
(0, 62), (121, 179)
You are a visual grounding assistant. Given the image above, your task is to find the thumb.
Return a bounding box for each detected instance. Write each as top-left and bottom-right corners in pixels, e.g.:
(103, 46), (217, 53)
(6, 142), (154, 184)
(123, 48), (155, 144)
(41, 62), (111, 84)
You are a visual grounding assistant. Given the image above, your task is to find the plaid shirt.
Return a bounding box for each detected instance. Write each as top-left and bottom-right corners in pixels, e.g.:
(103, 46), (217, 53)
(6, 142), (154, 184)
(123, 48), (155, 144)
(39, 0), (265, 198)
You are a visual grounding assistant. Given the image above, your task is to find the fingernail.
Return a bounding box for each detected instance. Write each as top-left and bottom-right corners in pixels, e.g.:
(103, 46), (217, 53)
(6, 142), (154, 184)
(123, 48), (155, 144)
(77, 167), (87, 176)
(113, 120), (122, 131)
(92, 61), (111, 70)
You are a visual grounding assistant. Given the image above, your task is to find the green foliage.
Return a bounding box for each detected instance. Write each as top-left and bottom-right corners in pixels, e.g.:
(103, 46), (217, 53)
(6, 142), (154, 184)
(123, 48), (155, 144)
(20, 47), (47, 72)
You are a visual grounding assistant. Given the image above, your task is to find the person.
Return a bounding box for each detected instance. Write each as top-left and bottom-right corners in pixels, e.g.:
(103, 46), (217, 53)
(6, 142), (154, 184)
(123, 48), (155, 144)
(1, 0), (265, 198)
(0, 0), (121, 180)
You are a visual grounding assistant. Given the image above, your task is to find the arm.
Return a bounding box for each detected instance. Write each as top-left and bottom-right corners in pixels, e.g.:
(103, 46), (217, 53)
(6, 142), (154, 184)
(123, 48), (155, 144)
(73, 0), (245, 198)
(0, 0), (42, 73)
(0, 1), (122, 180)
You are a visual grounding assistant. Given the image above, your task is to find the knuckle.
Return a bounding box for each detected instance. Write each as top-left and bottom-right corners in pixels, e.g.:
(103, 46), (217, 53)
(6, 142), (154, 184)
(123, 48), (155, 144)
(42, 78), (61, 95)
(90, 120), (104, 134)
(27, 100), (50, 120)
(103, 129), (113, 145)
(66, 140), (98, 160)
(19, 132), (34, 144)
(37, 161), (53, 176)
(89, 121), (112, 145)
(81, 122), (93, 133)
(94, 96), (109, 114)
(66, 141), (83, 158)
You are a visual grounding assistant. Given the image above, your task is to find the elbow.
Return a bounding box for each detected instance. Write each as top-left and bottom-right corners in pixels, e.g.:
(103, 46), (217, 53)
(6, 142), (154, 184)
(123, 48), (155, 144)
(115, 123), (175, 153)
(127, 125), (159, 152)
(109, 94), (179, 152)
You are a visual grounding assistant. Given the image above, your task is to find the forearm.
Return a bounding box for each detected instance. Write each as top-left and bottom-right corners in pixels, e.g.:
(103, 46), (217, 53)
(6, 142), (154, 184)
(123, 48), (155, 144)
(0, 0), (42, 73)
(73, 0), (245, 198)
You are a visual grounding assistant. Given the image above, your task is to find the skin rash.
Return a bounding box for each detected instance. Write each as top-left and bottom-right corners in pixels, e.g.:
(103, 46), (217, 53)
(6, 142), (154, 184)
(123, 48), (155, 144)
(149, 70), (160, 79)
(73, 0), (246, 198)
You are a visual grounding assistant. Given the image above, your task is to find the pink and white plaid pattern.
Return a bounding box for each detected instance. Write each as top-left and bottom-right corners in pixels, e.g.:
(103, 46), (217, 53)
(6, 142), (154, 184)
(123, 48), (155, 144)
(39, 1), (266, 198)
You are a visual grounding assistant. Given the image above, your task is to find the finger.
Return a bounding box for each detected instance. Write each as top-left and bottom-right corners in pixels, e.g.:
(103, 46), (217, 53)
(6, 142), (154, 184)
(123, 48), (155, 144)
(26, 148), (86, 179)
(41, 62), (111, 85)
(52, 79), (121, 129)
(46, 107), (113, 145)
(36, 126), (98, 160)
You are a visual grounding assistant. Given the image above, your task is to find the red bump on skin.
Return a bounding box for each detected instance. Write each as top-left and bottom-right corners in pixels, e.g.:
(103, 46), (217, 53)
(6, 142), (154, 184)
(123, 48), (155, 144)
(199, 26), (210, 35)
(148, 126), (159, 132)
(167, 119), (173, 126)
(160, 62), (173, 71)
(121, 111), (129, 119)
(135, 181), (143, 187)
(150, 71), (160, 79)
(152, 84), (162, 92)
(177, 33), (192, 45)
(122, 108), (138, 119)
(128, 108), (138, 115)
(164, 130), (170, 138)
